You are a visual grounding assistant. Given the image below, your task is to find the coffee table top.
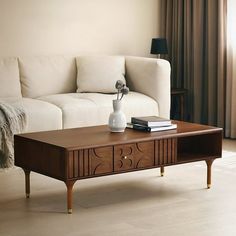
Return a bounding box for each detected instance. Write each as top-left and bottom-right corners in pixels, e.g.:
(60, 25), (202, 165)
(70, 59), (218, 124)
(15, 121), (222, 151)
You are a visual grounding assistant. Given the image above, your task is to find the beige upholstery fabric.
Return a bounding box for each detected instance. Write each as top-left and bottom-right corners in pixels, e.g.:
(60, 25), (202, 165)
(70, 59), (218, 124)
(19, 56), (77, 98)
(0, 58), (22, 98)
(0, 55), (170, 134)
(38, 92), (159, 129)
(2, 98), (62, 132)
(76, 56), (126, 93)
(125, 57), (171, 119)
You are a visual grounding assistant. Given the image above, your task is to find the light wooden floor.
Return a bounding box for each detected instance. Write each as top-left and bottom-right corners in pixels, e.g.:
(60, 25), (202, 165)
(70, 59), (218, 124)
(0, 139), (236, 236)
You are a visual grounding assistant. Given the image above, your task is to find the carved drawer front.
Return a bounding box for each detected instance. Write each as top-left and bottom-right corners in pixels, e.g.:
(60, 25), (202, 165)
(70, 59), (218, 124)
(114, 141), (155, 172)
(67, 146), (113, 178)
(155, 138), (177, 166)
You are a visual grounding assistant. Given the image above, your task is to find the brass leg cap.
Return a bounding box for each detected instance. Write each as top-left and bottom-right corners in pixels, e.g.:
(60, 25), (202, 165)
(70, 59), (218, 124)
(207, 184), (211, 189)
(68, 209), (72, 214)
(26, 193), (30, 198)
(161, 172), (164, 177)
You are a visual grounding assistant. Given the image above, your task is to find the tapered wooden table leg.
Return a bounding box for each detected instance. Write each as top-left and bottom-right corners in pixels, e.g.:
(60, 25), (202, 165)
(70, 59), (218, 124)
(206, 159), (214, 189)
(23, 169), (31, 198)
(65, 181), (76, 214)
(160, 166), (164, 177)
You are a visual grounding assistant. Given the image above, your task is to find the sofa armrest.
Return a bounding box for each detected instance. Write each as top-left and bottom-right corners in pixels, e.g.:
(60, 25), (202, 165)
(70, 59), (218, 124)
(125, 56), (171, 119)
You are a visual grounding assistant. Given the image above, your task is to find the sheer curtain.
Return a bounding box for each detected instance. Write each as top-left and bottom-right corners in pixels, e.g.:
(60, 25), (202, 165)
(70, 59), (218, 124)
(225, 0), (236, 138)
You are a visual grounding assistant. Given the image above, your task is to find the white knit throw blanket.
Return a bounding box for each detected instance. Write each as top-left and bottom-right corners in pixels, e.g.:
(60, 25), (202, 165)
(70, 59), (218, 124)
(0, 101), (27, 168)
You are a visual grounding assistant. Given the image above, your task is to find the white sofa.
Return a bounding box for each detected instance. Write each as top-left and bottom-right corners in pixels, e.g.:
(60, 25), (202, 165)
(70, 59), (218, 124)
(0, 55), (171, 133)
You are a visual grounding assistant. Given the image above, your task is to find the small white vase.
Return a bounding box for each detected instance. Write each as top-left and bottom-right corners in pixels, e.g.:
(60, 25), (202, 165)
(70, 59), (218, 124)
(108, 100), (126, 132)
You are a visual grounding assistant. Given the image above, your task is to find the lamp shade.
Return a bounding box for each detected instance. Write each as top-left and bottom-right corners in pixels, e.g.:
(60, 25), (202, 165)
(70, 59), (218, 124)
(150, 38), (168, 55)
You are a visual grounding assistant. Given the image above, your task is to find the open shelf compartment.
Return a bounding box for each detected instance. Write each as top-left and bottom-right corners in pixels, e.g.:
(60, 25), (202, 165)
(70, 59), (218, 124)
(177, 132), (222, 163)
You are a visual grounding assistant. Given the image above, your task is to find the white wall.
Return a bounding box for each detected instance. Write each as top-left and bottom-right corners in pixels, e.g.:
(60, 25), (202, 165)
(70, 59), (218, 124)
(0, 0), (161, 57)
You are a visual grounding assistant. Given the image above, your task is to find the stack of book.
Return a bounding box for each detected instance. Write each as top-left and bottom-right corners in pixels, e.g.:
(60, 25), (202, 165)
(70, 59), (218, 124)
(127, 116), (177, 132)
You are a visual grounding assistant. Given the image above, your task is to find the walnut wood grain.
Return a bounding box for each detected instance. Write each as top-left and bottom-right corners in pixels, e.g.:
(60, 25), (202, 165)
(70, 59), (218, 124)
(23, 169), (30, 198)
(155, 138), (177, 166)
(206, 159), (214, 189)
(114, 141), (154, 172)
(14, 121), (223, 213)
(15, 121), (222, 151)
(67, 147), (113, 179)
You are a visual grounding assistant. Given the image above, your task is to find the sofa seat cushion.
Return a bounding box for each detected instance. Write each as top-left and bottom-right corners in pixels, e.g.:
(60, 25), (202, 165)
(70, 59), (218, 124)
(2, 98), (62, 132)
(0, 57), (22, 98)
(38, 92), (159, 129)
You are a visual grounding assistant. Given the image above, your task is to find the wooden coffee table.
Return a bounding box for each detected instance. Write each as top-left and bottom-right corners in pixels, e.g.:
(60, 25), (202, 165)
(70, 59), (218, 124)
(14, 121), (222, 214)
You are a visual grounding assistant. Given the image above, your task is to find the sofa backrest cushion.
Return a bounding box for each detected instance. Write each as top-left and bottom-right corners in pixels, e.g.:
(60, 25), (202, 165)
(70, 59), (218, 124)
(0, 57), (22, 98)
(76, 56), (126, 93)
(19, 56), (77, 98)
